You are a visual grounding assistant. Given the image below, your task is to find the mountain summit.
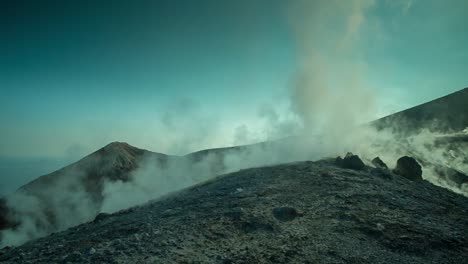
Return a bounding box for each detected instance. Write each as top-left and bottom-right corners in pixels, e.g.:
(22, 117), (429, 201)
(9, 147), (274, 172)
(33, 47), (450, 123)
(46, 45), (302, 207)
(0, 142), (173, 239)
(18, 142), (161, 194)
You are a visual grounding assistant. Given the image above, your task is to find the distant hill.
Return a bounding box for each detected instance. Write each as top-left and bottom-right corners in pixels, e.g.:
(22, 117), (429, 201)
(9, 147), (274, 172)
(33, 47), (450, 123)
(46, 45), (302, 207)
(18, 142), (169, 198)
(0, 142), (174, 232)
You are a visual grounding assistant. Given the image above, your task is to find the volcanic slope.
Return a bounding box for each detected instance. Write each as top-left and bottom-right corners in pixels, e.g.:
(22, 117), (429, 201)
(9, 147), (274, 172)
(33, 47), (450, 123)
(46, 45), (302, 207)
(372, 87), (468, 134)
(0, 142), (175, 234)
(1, 159), (467, 264)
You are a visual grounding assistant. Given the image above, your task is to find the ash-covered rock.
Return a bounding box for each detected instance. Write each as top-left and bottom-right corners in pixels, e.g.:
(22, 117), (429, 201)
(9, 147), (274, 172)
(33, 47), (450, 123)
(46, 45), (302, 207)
(393, 156), (423, 181)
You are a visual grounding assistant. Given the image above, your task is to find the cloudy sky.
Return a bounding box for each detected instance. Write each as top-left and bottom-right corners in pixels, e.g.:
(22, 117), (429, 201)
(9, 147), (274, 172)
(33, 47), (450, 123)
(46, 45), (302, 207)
(1, 0), (467, 161)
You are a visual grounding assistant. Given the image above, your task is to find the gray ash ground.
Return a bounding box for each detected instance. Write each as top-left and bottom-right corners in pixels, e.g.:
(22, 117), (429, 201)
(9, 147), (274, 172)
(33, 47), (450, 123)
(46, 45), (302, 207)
(1, 159), (468, 263)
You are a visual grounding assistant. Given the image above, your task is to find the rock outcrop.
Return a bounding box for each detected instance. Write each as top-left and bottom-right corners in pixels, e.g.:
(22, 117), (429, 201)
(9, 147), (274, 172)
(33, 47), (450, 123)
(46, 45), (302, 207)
(336, 152), (366, 171)
(393, 156), (423, 181)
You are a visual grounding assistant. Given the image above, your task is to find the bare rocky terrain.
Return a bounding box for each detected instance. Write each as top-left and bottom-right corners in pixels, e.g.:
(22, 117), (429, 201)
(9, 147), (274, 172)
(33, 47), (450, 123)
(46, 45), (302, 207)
(1, 158), (467, 263)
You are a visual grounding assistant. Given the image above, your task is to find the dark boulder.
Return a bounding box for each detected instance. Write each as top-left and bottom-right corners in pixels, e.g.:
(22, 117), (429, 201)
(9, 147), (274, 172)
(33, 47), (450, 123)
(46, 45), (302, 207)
(371, 157), (388, 169)
(393, 156), (423, 181)
(272, 207), (302, 222)
(336, 152), (366, 171)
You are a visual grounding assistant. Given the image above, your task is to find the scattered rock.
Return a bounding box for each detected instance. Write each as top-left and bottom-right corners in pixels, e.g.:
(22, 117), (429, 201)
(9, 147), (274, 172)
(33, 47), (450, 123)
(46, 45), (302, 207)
(371, 157), (388, 169)
(337, 152), (366, 171)
(393, 156), (423, 181)
(272, 207), (302, 222)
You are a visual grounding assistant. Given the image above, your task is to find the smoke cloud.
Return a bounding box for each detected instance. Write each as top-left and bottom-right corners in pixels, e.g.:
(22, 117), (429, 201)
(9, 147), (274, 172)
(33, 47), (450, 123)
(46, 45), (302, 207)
(284, 0), (467, 195)
(1, 168), (99, 247)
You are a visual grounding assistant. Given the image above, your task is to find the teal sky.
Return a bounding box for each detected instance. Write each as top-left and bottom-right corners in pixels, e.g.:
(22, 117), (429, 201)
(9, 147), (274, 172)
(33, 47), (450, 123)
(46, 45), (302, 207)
(1, 0), (467, 159)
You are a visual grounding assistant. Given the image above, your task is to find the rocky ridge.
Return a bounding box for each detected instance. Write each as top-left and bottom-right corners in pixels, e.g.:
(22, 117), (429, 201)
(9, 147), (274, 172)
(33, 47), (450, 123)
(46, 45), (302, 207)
(1, 158), (467, 263)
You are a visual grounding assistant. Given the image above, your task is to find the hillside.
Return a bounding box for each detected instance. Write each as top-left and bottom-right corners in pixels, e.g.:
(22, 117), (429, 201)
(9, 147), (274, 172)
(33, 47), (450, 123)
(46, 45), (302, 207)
(0, 142), (175, 235)
(1, 159), (467, 263)
(20, 142), (169, 191)
(371, 87), (468, 134)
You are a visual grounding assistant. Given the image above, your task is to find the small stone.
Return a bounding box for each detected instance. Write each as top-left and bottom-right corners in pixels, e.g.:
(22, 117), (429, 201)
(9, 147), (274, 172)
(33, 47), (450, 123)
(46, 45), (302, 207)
(272, 207), (302, 222)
